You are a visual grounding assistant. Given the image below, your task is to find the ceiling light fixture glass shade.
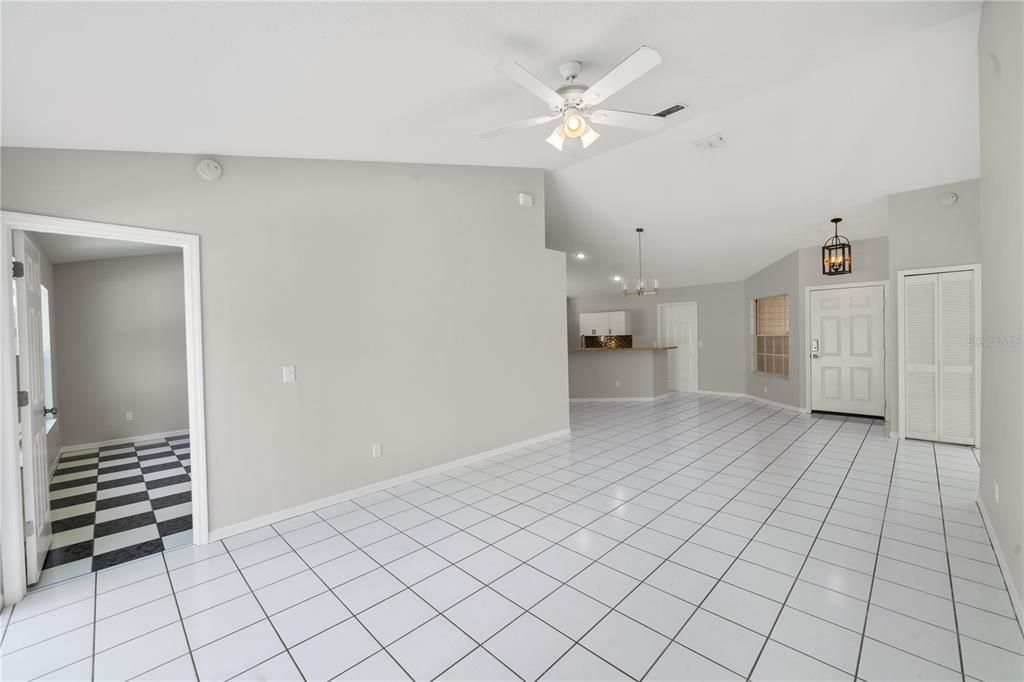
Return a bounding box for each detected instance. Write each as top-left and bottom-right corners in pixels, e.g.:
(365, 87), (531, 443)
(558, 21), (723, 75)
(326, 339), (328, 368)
(822, 217), (852, 275)
(563, 108), (586, 138)
(623, 227), (658, 296)
(545, 126), (566, 151)
(581, 124), (601, 149)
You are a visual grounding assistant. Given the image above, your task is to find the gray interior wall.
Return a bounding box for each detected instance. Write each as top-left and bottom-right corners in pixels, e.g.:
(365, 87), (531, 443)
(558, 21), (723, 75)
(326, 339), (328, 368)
(568, 352), (662, 400)
(1, 148), (570, 533)
(978, 1), (1023, 600)
(53, 252), (188, 447)
(567, 281), (746, 394)
(887, 179), (981, 434)
(745, 250), (801, 406)
(22, 232), (62, 472)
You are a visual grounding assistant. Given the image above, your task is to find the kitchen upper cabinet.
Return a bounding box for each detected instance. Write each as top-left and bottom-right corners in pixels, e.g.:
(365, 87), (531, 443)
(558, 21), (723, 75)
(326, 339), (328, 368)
(580, 311), (631, 336)
(608, 311), (631, 335)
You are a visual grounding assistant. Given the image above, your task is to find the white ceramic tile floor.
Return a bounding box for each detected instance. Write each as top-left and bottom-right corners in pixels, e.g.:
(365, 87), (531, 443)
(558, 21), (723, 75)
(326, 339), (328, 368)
(3, 394), (1023, 681)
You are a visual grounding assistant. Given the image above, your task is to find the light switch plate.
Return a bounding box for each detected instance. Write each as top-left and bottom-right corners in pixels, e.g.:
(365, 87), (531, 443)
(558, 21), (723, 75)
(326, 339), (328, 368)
(282, 366), (296, 383)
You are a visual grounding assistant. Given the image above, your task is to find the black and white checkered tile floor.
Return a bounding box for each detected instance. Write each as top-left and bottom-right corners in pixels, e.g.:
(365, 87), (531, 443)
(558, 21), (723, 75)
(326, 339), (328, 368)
(42, 433), (193, 584)
(3, 396), (1021, 681)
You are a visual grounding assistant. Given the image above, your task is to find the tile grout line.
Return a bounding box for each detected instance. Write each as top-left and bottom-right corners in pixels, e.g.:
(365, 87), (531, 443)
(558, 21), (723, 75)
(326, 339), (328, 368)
(851, 436), (901, 680)
(631, 415), (858, 681)
(931, 441), (968, 681)
(91, 571), (97, 682)
(356, 402), (803, 681)
(744, 417), (876, 679)
(9, 397), (1011, 681)
(532, 411), (836, 681)
(266, 522), (418, 682)
(220, 541), (308, 681)
(156, 551), (201, 682)
(430, 406), (808, 680)
(10, 397), (761, 675)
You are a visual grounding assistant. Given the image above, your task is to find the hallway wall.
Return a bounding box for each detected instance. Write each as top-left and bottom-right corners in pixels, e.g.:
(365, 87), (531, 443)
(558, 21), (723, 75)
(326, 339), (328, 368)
(53, 252), (188, 447)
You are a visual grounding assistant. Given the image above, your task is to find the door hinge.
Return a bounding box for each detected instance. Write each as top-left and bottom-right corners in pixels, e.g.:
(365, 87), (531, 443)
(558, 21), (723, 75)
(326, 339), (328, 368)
(12, 261), (24, 278)
(24, 520), (33, 537)
(17, 390), (29, 407)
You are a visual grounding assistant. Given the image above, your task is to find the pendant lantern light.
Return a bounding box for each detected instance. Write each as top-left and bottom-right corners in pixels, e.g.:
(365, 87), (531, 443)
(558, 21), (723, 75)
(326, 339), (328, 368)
(822, 217), (852, 276)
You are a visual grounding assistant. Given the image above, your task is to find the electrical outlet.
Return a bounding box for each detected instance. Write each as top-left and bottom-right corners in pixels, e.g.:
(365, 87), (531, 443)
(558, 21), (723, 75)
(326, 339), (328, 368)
(125, 411), (134, 422)
(615, 380), (621, 388)
(763, 386), (768, 394)
(372, 443), (382, 459)
(282, 366), (296, 383)
(994, 478), (1000, 503)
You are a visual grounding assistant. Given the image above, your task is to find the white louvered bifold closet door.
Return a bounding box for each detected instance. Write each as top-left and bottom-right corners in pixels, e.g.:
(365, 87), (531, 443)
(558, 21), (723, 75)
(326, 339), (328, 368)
(903, 270), (977, 445)
(904, 274), (939, 440)
(938, 271), (976, 443)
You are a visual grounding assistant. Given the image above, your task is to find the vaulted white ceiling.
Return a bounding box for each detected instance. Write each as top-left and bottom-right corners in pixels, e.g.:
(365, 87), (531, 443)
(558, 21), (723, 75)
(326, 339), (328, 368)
(2, 2), (981, 294)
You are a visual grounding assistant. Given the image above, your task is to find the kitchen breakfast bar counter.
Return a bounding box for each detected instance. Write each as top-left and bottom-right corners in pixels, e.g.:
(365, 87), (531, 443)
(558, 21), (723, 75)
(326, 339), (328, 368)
(568, 346), (677, 401)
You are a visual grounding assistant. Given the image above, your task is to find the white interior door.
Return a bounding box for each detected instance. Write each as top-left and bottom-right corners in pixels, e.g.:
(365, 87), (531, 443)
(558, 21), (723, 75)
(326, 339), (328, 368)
(903, 270), (977, 444)
(659, 302), (698, 392)
(13, 231), (50, 583)
(809, 285), (885, 417)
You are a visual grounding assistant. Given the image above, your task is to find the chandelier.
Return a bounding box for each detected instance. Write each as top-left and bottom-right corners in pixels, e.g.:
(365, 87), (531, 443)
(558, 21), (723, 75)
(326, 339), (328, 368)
(822, 217), (852, 275)
(623, 227), (658, 296)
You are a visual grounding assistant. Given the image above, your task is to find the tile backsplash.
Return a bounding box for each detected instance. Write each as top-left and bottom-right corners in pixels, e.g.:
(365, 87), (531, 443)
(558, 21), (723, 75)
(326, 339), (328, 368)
(582, 335), (633, 349)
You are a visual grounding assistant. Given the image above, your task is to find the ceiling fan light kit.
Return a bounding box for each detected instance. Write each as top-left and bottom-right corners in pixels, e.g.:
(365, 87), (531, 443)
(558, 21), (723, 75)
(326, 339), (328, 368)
(481, 46), (667, 152)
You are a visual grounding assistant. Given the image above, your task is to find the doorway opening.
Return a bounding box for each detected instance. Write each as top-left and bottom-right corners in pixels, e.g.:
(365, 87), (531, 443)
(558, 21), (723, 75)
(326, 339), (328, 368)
(1, 212), (207, 604)
(657, 301), (699, 392)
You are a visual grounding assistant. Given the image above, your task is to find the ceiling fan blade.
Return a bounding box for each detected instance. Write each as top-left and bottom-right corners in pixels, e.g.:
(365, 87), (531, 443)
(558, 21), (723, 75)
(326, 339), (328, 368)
(478, 114), (560, 139)
(495, 61), (565, 109)
(588, 109), (666, 132)
(581, 46), (662, 107)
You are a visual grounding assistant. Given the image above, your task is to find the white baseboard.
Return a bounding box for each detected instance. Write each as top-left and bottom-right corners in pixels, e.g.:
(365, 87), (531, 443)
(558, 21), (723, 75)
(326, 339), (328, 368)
(697, 390), (811, 413)
(208, 427), (572, 543)
(977, 498), (1024, 630)
(569, 393), (672, 403)
(59, 429), (190, 454)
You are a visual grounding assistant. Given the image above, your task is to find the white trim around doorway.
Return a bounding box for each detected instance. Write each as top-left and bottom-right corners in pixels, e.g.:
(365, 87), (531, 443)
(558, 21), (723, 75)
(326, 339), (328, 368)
(803, 280), (889, 417)
(1, 211), (209, 605)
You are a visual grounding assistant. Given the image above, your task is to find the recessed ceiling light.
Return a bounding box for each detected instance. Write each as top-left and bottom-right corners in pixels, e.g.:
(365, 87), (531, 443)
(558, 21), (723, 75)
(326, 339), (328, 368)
(612, 275), (622, 282)
(575, 253), (586, 260)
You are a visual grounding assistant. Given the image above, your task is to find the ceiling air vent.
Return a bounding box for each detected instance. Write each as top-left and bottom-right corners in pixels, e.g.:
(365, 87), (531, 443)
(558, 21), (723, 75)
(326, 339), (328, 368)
(654, 104), (687, 118)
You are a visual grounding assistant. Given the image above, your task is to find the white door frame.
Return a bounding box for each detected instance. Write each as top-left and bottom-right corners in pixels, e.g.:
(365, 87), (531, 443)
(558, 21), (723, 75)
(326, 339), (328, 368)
(657, 301), (699, 392)
(803, 280), (889, 415)
(1, 211), (209, 604)
(896, 264), (982, 444)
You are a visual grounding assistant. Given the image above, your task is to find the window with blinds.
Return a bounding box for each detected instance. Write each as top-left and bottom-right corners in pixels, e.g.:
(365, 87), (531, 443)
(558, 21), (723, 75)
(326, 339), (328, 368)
(755, 294), (789, 377)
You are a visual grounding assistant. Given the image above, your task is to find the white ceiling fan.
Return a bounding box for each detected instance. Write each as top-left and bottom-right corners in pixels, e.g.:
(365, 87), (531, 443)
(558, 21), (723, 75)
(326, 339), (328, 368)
(480, 46), (666, 151)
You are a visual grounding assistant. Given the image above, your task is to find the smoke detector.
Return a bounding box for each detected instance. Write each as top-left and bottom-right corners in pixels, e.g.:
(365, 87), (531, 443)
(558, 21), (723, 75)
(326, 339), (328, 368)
(693, 133), (726, 150)
(196, 158), (223, 182)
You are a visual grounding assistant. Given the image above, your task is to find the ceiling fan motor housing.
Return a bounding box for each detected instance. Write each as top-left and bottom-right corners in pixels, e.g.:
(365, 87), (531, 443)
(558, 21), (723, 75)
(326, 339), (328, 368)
(553, 84), (587, 112)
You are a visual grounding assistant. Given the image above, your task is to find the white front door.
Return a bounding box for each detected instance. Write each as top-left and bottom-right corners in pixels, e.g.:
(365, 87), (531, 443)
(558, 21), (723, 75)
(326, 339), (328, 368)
(13, 231), (51, 583)
(809, 285), (885, 417)
(659, 302), (698, 392)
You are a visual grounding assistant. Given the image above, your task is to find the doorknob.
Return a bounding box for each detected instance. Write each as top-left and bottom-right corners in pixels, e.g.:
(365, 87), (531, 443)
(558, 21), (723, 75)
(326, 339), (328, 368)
(811, 354), (820, 359)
